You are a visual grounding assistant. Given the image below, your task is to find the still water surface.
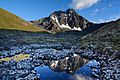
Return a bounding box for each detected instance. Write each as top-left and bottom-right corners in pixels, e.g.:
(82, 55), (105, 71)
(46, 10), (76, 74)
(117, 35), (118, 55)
(34, 55), (100, 80)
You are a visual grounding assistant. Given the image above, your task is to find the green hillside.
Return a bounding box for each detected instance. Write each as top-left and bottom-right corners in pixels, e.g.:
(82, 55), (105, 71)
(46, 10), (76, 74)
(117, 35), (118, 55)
(0, 8), (46, 32)
(81, 19), (120, 54)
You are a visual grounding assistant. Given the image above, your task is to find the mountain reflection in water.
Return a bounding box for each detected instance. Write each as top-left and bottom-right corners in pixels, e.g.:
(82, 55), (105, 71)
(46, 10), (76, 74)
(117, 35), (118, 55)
(34, 54), (98, 80)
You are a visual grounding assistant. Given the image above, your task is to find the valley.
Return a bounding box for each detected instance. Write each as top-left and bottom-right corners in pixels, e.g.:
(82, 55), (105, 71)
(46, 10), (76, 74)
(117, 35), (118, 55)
(0, 29), (119, 80)
(0, 8), (119, 80)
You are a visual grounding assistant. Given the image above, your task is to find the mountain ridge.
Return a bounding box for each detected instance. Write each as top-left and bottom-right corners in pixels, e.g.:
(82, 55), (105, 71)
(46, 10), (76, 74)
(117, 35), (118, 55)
(80, 18), (120, 52)
(0, 8), (46, 32)
(31, 9), (95, 32)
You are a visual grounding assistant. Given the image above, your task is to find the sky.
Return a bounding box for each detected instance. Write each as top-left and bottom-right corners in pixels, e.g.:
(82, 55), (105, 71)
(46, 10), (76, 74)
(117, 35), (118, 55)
(0, 0), (120, 23)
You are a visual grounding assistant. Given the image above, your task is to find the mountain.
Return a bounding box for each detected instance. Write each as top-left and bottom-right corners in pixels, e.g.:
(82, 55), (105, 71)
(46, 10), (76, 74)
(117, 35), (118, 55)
(0, 8), (46, 32)
(89, 19), (120, 39)
(81, 18), (120, 53)
(31, 9), (94, 32)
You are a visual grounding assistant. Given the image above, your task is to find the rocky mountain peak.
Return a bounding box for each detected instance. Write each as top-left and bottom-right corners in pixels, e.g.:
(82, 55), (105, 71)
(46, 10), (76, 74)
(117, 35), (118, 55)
(66, 8), (76, 13)
(31, 9), (94, 32)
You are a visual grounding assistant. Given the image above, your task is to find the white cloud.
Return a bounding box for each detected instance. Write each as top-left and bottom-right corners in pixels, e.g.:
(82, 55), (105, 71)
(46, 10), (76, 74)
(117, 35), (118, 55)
(93, 14), (120, 23)
(69, 0), (100, 10)
(101, 7), (106, 10)
(96, 19), (106, 23)
(91, 9), (98, 16)
(109, 14), (120, 20)
(108, 4), (112, 7)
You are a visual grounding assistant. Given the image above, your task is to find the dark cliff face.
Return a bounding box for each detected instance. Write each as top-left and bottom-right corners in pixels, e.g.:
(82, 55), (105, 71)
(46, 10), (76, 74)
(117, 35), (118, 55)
(31, 9), (94, 32)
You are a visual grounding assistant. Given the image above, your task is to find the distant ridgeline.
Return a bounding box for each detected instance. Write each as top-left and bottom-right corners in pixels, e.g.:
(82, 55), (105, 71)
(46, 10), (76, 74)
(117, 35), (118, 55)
(0, 8), (46, 32)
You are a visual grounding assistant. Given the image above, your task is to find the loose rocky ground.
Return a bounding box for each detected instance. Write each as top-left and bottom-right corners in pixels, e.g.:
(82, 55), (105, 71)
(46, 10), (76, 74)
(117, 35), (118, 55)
(0, 43), (119, 80)
(0, 30), (119, 80)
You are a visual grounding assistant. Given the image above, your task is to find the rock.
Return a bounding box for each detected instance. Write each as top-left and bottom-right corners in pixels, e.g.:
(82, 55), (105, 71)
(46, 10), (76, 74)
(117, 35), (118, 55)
(82, 49), (94, 58)
(100, 59), (120, 80)
(16, 78), (24, 80)
(8, 70), (16, 75)
(15, 70), (29, 78)
(17, 61), (32, 70)
(33, 60), (41, 66)
(24, 74), (39, 80)
(92, 71), (99, 78)
(110, 51), (120, 59)
(0, 63), (4, 68)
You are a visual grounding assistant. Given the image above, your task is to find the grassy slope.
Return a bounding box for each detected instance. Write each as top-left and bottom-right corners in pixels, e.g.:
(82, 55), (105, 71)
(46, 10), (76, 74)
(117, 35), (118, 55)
(81, 19), (120, 54)
(0, 8), (46, 32)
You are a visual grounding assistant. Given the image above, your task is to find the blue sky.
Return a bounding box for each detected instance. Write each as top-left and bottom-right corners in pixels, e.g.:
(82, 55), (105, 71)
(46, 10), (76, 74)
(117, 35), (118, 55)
(0, 0), (120, 23)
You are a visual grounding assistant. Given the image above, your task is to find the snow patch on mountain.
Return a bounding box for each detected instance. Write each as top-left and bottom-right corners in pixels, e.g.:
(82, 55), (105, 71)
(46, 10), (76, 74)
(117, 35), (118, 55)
(72, 27), (82, 31)
(51, 15), (82, 31)
(59, 24), (71, 29)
